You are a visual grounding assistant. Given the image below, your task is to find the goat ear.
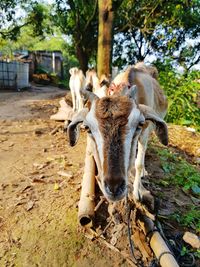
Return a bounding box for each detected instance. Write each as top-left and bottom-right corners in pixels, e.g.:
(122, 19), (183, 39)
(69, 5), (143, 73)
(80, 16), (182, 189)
(67, 108), (89, 146)
(126, 85), (137, 99)
(68, 121), (81, 146)
(128, 67), (137, 85)
(69, 68), (74, 75)
(81, 88), (99, 102)
(100, 77), (110, 87)
(139, 104), (168, 146)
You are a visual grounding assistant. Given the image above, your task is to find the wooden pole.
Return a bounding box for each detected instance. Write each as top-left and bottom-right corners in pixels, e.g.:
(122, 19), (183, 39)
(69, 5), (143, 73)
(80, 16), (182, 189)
(78, 135), (96, 227)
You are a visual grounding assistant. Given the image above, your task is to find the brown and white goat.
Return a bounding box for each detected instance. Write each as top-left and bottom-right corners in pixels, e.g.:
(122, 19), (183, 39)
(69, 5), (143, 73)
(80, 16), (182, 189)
(69, 67), (85, 112)
(67, 65), (168, 202)
(135, 62), (158, 80)
(108, 63), (158, 96)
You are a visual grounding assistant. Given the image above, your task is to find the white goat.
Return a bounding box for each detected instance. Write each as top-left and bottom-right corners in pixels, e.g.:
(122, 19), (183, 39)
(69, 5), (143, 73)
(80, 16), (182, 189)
(67, 64), (168, 204)
(85, 69), (109, 98)
(69, 67), (85, 112)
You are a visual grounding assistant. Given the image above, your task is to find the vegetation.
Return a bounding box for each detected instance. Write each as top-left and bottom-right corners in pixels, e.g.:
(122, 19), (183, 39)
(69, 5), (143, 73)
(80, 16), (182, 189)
(156, 148), (200, 193)
(1, 1), (200, 71)
(53, 0), (99, 73)
(151, 145), (200, 232)
(171, 206), (200, 232)
(157, 61), (200, 130)
(114, 1), (200, 70)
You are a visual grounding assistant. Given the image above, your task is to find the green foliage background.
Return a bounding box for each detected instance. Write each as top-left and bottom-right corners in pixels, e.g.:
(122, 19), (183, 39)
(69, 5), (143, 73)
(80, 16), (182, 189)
(156, 61), (200, 130)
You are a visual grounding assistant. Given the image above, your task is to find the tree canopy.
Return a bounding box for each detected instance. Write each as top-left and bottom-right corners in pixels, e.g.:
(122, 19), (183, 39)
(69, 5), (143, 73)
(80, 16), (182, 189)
(0, 0), (200, 72)
(52, 0), (99, 72)
(113, 0), (200, 71)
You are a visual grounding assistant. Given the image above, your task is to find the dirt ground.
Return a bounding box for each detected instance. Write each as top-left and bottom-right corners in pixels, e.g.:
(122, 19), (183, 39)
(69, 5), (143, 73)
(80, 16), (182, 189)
(0, 85), (199, 267)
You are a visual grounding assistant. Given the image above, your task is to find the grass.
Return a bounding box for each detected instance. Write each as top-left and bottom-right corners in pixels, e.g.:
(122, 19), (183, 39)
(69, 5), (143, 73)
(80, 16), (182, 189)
(171, 206), (200, 232)
(150, 143), (200, 233)
(156, 148), (200, 193)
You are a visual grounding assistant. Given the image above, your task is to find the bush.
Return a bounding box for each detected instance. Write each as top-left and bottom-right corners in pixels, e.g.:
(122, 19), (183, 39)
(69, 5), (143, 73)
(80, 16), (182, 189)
(156, 62), (200, 131)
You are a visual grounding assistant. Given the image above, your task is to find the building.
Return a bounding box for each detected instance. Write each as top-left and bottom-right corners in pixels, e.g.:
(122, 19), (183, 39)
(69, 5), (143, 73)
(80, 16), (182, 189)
(29, 50), (63, 79)
(0, 50), (64, 90)
(0, 60), (29, 90)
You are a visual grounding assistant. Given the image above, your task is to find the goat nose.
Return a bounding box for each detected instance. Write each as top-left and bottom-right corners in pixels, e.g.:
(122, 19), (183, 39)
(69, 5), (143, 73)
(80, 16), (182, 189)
(104, 179), (126, 196)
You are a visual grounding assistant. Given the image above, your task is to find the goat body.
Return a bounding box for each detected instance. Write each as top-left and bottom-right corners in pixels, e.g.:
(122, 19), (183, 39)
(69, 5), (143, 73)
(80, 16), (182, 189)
(68, 64), (168, 203)
(69, 67), (85, 111)
(108, 63), (159, 96)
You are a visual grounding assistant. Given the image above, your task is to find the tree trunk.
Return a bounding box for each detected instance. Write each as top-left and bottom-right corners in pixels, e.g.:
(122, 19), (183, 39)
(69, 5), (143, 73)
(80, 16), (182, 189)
(76, 44), (89, 74)
(97, 0), (114, 77)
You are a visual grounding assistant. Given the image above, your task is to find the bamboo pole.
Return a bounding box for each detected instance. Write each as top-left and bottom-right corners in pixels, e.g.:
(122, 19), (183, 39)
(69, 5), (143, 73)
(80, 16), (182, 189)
(78, 135), (96, 227)
(139, 215), (179, 267)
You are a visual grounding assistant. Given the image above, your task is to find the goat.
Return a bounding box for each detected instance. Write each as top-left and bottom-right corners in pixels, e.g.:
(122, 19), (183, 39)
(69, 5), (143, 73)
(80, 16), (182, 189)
(135, 62), (158, 80)
(69, 67), (85, 112)
(67, 65), (168, 204)
(85, 69), (109, 98)
(108, 63), (158, 96)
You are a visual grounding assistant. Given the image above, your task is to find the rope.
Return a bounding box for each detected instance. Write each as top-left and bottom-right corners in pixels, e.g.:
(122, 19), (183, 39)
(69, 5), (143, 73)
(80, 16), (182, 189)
(125, 194), (135, 260)
(172, 233), (196, 267)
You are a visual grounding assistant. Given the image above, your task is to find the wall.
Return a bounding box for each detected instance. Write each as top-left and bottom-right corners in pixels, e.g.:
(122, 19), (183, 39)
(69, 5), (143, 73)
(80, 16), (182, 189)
(0, 61), (29, 90)
(29, 51), (63, 79)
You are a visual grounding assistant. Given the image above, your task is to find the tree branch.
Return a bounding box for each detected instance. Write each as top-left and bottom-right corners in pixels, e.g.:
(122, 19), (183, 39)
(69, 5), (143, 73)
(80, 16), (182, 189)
(132, 31), (140, 51)
(84, 0), (98, 32)
(115, 22), (130, 34)
(186, 54), (200, 72)
(0, 21), (31, 39)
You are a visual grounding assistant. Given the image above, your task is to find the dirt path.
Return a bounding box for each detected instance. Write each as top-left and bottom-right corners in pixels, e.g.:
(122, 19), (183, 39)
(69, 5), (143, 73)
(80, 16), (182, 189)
(0, 86), (199, 267)
(0, 86), (130, 267)
(0, 85), (66, 120)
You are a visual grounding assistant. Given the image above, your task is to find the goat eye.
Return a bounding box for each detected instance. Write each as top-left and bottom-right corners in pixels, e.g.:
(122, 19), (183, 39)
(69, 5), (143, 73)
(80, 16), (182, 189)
(87, 128), (92, 134)
(136, 121), (144, 130)
(84, 125), (92, 134)
(138, 121), (145, 127)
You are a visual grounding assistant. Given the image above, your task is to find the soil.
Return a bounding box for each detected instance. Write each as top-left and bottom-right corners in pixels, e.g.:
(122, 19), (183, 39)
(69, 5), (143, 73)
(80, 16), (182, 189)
(0, 85), (199, 267)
